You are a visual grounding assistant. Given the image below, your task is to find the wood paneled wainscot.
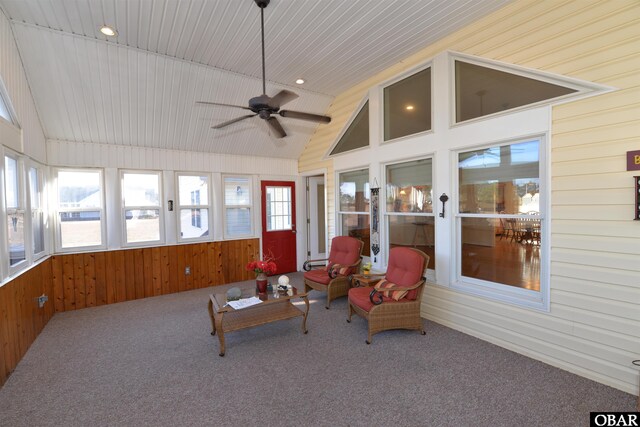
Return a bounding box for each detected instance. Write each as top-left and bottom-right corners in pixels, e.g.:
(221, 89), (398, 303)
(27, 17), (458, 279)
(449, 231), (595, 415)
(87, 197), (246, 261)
(0, 259), (55, 387)
(50, 239), (260, 312)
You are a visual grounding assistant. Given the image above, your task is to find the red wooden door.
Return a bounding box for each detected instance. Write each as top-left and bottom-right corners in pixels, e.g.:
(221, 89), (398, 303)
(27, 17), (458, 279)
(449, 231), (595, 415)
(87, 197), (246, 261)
(261, 181), (297, 274)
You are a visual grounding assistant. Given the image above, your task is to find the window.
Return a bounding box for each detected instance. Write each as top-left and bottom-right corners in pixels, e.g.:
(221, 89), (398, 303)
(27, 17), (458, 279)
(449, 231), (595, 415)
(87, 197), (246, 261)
(384, 67), (431, 141)
(224, 176), (252, 238)
(56, 169), (104, 250)
(454, 60), (577, 123)
(385, 159), (434, 270)
(330, 101), (369, 155)
(457, 138), (542, 291)
(265, 186), (292, 231)
(0, 83), (15, 125)
(177, 174), (210, 241)
(4, 154), (25, 267)
(338, 168), (370, 256)
(122, 171), (163, 245)
(29, 166), (45, 257)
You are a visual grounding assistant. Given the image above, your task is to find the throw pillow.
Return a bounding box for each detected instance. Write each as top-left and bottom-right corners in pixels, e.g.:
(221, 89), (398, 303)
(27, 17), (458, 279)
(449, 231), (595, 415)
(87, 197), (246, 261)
(374, 279), (407, 301)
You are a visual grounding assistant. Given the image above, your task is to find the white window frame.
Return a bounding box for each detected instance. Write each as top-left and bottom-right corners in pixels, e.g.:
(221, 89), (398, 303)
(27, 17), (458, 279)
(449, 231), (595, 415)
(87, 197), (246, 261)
(4, 150), (28, 274)
(382, 156), (435, 271)
(222, 175), (253, 239)
(55, 168), (107, 253)
(452, 135), (549, 311)
(336, 166), (371, 241)
(27, 161), (47, 261)
(175, 172), (212, 243)
(120, 169), (164, 247)
(379, 62), (434, 144)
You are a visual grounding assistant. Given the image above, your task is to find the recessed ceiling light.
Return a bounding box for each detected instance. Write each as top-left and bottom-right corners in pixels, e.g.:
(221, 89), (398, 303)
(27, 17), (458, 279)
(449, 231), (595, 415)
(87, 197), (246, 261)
(295, 78), (305, 85)
(405, 105), (415, 111)
(99, 25), (118, 37)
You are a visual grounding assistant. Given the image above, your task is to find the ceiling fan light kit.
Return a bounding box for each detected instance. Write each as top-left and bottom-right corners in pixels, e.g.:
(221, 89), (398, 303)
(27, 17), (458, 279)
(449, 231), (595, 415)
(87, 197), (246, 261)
(196, 0), (331, 139)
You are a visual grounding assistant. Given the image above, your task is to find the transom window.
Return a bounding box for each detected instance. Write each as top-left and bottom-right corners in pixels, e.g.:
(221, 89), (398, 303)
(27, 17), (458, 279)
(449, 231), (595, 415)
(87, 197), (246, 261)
(338, 168), (370, 256)
(454, 60), (577, 123)
(330, 100), (369, 155)
(383, 67), (431, 141)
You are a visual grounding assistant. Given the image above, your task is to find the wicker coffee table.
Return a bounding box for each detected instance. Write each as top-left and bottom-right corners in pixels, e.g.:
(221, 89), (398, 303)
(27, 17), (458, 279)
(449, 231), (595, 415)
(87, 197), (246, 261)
(207, 285), (309, 356)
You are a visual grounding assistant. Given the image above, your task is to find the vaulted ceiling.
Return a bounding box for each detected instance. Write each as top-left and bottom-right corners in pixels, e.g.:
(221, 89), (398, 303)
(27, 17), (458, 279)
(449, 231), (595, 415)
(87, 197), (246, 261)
(0, 0), (511, 159)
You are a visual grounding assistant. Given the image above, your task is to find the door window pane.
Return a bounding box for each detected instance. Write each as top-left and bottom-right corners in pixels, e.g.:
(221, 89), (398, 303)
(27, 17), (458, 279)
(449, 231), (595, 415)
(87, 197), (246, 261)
(384, 68), (431, 141)
(266, 186), (292, 231)
(455, 60), (576, 122)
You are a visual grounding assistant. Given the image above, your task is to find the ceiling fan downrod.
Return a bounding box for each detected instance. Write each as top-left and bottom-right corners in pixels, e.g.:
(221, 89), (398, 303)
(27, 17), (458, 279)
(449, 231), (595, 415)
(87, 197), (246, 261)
(256, 0), (270, 95)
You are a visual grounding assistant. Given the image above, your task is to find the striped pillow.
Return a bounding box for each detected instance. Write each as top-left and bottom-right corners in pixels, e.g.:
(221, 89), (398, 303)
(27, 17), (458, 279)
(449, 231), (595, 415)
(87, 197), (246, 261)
(326, 263), (353, 276)
(374, 279), (407, 301)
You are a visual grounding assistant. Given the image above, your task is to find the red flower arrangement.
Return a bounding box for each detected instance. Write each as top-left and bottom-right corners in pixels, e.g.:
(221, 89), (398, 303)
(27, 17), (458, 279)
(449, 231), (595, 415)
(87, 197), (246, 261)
(246, 259), (277, 275)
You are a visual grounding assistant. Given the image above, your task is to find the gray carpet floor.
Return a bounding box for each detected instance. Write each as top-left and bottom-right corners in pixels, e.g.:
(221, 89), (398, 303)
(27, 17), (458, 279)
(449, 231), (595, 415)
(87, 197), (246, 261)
(0, 272), (635, 427)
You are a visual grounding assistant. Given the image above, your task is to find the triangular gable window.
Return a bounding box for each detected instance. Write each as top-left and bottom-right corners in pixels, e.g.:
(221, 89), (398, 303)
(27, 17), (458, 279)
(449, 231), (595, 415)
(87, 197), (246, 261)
(455, 60), (578, 123)
(330, 100), (369, 156)
(0, 80), (17, 126)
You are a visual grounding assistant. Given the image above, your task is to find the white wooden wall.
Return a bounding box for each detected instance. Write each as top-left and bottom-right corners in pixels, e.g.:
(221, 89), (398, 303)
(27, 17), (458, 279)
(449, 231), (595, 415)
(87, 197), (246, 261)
(0, 10), (46, 162)
(299, 0), (640, 395)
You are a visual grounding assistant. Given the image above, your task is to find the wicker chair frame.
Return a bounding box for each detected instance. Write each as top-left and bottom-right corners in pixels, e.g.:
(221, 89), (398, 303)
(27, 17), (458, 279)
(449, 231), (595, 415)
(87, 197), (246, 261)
(303, 238), (364, 309)
(347, 248), (429, 344)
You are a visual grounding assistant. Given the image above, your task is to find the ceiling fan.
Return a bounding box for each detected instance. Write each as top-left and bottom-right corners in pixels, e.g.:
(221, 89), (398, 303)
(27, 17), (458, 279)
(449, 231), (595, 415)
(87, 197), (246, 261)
(196, 0), (331, 139)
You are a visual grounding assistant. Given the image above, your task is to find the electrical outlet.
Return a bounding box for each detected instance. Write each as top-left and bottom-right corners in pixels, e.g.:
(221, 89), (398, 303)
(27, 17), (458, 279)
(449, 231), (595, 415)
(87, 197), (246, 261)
(185, 266), (191, 275)
(37, 294), (48, 308)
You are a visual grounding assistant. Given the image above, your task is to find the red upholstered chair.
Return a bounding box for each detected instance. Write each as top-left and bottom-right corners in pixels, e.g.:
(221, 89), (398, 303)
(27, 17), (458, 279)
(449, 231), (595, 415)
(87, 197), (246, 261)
(347, 247), (429, 344)
(303, 236), (364, 309)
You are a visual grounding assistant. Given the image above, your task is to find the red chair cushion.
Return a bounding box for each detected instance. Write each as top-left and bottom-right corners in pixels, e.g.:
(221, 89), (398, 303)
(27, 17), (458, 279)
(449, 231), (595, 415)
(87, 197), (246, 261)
(327, 236), (361, 267)
(385, 247), (426, 300)
(348, 286), (399, 312)
(304, 269), (332, 285)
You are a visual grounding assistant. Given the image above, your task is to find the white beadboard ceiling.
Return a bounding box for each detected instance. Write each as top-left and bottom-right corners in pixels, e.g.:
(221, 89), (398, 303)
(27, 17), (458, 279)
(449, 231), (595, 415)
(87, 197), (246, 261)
(0, 0), (511, 159)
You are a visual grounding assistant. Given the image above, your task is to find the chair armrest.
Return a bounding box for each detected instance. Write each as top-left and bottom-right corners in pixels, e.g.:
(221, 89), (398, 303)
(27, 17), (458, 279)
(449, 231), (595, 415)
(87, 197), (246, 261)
(303, 258), (329, 271)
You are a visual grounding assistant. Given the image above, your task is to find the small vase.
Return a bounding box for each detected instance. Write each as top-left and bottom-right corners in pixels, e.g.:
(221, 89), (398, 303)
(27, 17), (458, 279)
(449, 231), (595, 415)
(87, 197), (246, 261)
(256, 272), (268, 293)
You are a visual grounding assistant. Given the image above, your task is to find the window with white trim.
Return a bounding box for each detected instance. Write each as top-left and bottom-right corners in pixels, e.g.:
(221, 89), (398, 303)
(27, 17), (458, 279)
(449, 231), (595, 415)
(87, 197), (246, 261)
(29, 165), (45, 258)
(456, 138), (542, 292)
(338, 168), (370, 256)
(383, 67), (431, 141)
(121, 171), (163, 245)
(385, 158), (434, 270)
(177, 173), (210, 241)
(4, 153), (26, 267)
(223, 176), (252, 238)
(56, 169), (105, 250)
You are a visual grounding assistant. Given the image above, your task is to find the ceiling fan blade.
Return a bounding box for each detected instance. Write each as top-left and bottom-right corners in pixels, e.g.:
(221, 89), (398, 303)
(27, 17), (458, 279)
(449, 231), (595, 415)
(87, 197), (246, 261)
(269, 90), (298, 108)
(266, 116), (287, 138)
(279, 110), (332, 123)
(197, 101), (251, 111)
(212, 114), (257, 129)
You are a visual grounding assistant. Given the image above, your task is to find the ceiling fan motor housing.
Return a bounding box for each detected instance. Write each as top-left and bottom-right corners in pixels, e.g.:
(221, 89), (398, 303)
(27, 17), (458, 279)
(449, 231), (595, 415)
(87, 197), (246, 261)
(255, 0), (270, 8)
